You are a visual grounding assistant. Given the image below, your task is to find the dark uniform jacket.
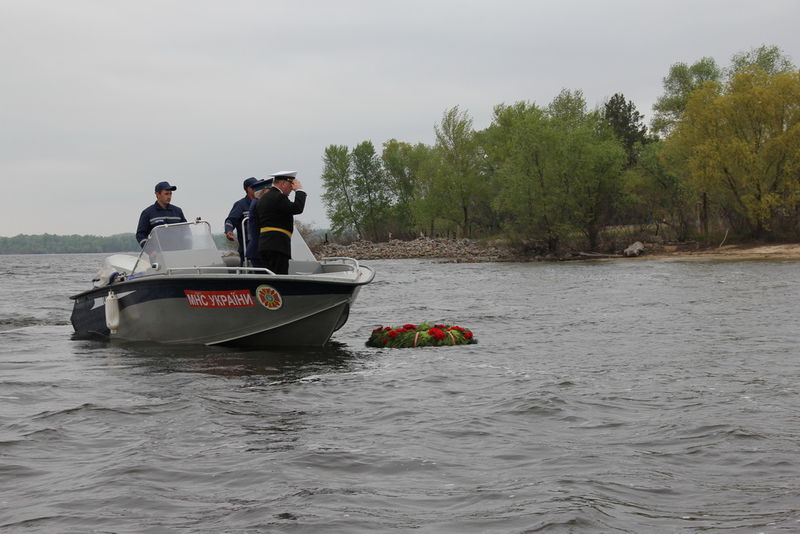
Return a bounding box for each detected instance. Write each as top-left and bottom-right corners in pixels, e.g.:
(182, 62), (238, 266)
(136, 202), (186, 246)
(254, 187), (307, 257)
(244, 198), (260, 263)
(224, 196), (252, 261)
(225, 197), (253, 260)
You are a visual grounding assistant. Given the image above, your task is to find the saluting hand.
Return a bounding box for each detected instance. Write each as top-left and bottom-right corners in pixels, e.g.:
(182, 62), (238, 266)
(291, 179), (303, 191)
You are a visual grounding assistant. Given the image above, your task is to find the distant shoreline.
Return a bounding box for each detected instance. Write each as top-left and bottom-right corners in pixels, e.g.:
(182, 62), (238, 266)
(312, 238), (800, 262)
(2, 236), (798, 261)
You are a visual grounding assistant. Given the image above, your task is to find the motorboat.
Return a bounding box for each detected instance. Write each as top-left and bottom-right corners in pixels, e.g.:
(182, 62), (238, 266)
(70, 220), (375, 346)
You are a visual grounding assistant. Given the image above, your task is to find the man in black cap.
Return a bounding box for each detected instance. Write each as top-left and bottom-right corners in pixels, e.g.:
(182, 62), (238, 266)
(254, 171), (306, 274)
(136, 181), (187, 247)
(224, 177), (259, 265)
(243, 178), (273, 268)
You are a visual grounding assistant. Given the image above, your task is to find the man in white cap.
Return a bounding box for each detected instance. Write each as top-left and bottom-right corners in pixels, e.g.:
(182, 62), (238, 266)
(254, 171), (306, 274)
(136, 181), (186, 247)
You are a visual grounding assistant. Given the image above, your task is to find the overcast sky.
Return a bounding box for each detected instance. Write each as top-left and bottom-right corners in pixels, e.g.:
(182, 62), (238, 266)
(1, 0), (798, 237)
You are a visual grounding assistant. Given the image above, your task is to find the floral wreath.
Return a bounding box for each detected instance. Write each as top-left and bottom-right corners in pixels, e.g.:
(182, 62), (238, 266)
(367, 322), (476, 348)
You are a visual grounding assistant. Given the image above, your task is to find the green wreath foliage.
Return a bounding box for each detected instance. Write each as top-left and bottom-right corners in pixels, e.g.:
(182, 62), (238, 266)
(367, 322), (477, 348)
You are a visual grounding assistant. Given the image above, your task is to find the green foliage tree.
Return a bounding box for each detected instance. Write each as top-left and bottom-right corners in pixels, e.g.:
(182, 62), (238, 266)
(623, 140), (694, 240)
(729, 44), (796, 77)
(405, 144), (455, 237)
(485, 91), (627, 251)
(432, 106), (490, 237)
(381, 139), (427, 237)
(664, 67), (800, 238)
(603, 93), (651, 167)
(351, 140), (392, 241)
(0, 233), (140, 254)
(484, 101), (564, 250)
(651, 57), (722, 136)
(321, 141), (399, 241)
(321, 144), (363, 238)
(316, 45), (798, 252)
(549, 91), (627, 250)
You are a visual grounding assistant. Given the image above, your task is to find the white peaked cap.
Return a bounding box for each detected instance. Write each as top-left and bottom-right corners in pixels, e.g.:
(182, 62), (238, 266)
(269, 170), (297, 179)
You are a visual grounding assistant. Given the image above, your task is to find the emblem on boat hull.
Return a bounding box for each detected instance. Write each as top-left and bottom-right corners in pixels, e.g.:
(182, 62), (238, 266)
(256, 285), (283, 310)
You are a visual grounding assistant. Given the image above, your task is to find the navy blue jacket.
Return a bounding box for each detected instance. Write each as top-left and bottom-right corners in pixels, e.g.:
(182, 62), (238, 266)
(255, 188), (306, 257)
(136, 202), (187, 246)
(224, 196), (252, 262)
(244, 198), (260, 264)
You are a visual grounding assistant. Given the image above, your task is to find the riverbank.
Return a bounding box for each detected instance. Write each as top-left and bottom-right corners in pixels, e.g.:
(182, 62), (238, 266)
(645, 242), (800, 261)
(311, 238), (800, 262)
(312, 237), (517, 262)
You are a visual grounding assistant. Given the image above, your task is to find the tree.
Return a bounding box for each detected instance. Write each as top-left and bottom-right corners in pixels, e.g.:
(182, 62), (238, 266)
(485, 91), (627, 252)
(485, 101), (566, 251)
(381, 139), (425, 237)
(0, 233), (140, 253)
(407, 145), (454, 237)
(321, 144), (362, 238)
(549, 90), (626, 250)
(729, 44), (795, 77)
(603, 93), (650, 167)
(664, 67), (800, 238)
(651, 57), (722, 136)
(433, 106), (489, 237)
(623, 140), (694, 240)
(351, 141), (392, 241)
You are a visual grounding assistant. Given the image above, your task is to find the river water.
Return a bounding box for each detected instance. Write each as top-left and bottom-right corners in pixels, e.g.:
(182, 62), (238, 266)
(1, 253), (798, 533)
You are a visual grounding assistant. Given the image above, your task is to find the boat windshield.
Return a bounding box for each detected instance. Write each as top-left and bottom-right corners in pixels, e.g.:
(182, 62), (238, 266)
(133, 221), (225, 274)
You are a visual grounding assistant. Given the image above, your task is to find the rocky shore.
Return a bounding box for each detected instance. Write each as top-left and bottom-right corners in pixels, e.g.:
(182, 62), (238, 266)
(312, 237), (516, 262)
(311, 237), (800, 262)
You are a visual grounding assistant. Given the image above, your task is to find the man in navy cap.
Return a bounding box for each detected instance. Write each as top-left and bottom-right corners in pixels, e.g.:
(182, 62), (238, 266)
(224, 177), (259, 265)
(254, 171), (306, 274)
(243, 178), (273, 268)
(136, 181), (187, 247)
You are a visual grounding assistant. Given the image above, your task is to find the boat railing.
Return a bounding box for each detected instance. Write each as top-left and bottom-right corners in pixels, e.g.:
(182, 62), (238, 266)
(165, 266), (276, 276)
(164, 262), (370, 279)
(319, 256), (360, 271)
(318, 257), (375, 284)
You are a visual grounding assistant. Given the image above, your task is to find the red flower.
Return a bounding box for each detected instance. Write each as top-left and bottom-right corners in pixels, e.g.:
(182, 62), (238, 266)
(434, 324), (447, 329)
(449, 325), (465, 333)
(384, 327), (392, 331)
(387, 330), (400, 338)
(428, 328), (446, 341)
(372, 326), (384, 333)
(464, 331), (473, 339)
(403, 324), (417, 330)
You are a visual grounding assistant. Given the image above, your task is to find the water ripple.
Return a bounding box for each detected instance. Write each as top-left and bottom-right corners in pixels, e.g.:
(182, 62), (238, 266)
(1, 256), (799, 532)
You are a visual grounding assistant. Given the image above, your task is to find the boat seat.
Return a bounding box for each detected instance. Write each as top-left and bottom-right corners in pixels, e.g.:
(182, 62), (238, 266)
(288, 260), (323, 275)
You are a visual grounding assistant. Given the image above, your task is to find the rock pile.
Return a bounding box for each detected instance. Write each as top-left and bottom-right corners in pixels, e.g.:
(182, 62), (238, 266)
(311, 237), (514, 262)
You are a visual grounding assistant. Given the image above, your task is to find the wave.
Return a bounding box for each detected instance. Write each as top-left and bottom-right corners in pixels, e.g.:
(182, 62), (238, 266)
(0, 315), (70, 329)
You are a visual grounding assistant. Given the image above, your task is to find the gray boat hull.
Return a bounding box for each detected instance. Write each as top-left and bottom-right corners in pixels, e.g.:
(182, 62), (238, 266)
(71, 273), (367, 347)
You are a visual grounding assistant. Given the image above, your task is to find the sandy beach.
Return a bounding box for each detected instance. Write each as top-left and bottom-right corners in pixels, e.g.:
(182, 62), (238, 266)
(646, 242), (800, 261)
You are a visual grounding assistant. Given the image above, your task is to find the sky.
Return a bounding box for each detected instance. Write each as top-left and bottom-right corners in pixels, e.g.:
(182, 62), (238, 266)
(1, 0), (798, 237)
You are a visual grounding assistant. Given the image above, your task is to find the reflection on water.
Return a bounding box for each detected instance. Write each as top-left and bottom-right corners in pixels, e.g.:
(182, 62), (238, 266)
(72, 337), (365, 378)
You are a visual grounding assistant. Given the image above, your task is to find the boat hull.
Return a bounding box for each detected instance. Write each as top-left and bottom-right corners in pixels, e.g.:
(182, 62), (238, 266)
(70, 274), (363, 347)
